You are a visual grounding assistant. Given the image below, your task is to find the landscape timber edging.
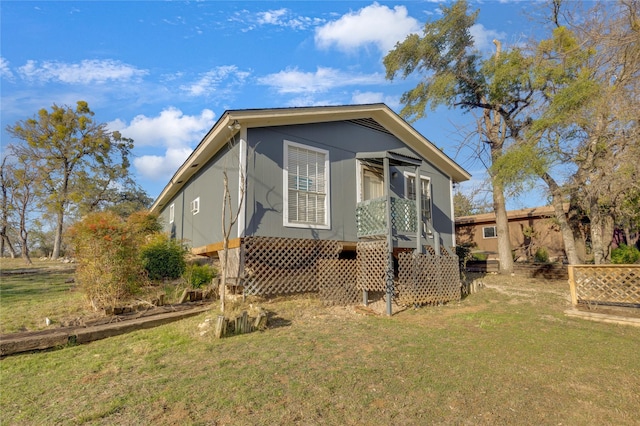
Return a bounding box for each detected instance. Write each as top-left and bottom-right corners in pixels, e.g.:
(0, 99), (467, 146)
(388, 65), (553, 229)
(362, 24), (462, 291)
(0, 304), (212, 357)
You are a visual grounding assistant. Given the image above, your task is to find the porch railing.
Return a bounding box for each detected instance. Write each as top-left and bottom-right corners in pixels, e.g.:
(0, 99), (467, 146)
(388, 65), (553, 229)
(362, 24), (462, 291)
(356, 196), (417, 237)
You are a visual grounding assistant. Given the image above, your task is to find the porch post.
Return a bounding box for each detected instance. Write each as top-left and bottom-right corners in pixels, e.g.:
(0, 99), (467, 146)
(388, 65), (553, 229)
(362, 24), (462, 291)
(383, 157), (394, 316)
(415, 165), (423, 254)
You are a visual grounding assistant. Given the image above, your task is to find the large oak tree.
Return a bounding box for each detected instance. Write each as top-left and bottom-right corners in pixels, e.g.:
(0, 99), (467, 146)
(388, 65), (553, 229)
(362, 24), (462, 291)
(6, 101), (134, 259)
(384, 0), (538, 273)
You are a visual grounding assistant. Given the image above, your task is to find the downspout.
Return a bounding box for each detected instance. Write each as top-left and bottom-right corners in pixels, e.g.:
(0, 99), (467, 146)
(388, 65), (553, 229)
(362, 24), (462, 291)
(383, 157), (393, 316)
(415, 165), (423, 254)
(237, 127), (248, 238)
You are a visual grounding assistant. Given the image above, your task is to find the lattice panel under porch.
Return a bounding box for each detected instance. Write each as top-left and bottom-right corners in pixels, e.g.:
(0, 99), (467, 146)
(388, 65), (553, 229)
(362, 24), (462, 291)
(396, 251), (461, 306)
(317, 259), (360, 306)
(574, 266), (640, 304)
(356, 240), (389, 292)
(241, 237), (341, 296)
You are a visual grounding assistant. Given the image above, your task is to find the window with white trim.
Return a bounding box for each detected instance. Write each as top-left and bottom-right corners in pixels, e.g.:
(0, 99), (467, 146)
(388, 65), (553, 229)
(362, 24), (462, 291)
(483, 226), (497, 239)
(284, 140), (330, 228)
(190, 197), (200, 215)
(169, 203), (175, 223)
(405, 172), (432, 223)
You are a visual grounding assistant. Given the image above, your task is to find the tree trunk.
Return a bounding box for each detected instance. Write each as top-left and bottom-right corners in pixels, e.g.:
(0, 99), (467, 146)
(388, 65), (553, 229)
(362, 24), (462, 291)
(1, 229), (17, 259)
(542, 173), (580, 264)
(492, 180), (514, 274)
(51, 210), (64, 260)
(589, 202), (614, 264)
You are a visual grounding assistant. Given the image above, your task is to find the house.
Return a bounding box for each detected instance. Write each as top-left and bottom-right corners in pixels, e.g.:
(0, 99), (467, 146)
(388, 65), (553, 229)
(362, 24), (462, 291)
(455, 205), (571, 263)
(150, 104), (471, 313)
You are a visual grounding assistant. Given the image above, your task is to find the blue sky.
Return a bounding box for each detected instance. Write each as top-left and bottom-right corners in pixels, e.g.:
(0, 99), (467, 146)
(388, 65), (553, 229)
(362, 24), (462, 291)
(1, 0), (554, 209)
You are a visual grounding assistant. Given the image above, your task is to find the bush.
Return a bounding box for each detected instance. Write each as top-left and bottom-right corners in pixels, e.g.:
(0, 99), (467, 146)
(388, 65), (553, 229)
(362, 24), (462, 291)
(534, 247), (549, 263)
(68, 211), (149, 310)
(472, 252), (488, 261)
(140, 233), (187, 280)
(184, 263), (217, 288)
(611, 244), (640, 264)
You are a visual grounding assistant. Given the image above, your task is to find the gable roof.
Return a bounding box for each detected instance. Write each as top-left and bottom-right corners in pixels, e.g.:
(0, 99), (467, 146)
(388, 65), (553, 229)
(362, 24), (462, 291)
(150, 103), (471, 213)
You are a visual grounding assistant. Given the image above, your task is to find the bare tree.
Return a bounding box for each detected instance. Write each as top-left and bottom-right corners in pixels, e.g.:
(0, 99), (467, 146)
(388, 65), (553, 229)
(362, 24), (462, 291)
(219, 127), (255, 313)
(0, 156), (17, 258)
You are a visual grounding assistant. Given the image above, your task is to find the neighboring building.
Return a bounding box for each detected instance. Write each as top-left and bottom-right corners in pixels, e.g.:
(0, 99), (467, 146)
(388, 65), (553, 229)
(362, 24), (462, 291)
(149, 104), (471, 311)
(455, 205), (570, 262)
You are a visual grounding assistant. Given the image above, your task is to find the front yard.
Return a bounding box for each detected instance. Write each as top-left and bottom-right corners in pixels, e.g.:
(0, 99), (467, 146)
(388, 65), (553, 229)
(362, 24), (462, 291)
(1, 262), (639, 425)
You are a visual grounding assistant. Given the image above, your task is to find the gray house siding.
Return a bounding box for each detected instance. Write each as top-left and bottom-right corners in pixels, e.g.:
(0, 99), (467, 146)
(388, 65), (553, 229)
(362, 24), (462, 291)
(159, 143), (239, 248)
(243, 120), (456, 247)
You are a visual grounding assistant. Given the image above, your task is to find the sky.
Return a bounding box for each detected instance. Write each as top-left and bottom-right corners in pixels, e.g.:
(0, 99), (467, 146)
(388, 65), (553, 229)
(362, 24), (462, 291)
(1, 0), (556, 210)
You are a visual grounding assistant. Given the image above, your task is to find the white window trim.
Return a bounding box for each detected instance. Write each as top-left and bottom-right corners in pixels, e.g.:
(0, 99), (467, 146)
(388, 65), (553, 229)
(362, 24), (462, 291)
(403, 171), (433, 219)
(190, 197), (200, 215)
(283, 140), (331, 229)
(483, 226), (497, 239)
(169, 203), (175, 224)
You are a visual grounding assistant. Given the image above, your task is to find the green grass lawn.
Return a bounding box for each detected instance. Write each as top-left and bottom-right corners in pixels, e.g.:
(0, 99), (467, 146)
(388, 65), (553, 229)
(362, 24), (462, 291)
(1, 268), (639, 425)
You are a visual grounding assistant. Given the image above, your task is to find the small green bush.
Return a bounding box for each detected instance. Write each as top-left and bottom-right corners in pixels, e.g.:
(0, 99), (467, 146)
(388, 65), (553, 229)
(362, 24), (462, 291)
(534, 247), (549, 263)
(140, 233), (187, 280)
(611, 244), (640, 264)
(184, 263), (217, 288)
(472, 252), (488, 261)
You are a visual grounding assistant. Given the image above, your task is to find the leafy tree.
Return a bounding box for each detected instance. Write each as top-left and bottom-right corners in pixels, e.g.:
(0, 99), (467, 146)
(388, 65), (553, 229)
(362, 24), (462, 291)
(6, 101), (134, 260)
(500, 0), (640, 264)
(384, 0), (537, 273)
(453, 187), (492, 217)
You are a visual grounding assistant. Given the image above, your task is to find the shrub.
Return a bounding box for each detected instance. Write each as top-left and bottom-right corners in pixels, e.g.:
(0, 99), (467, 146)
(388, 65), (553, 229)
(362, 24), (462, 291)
(611, 244), (640, 264)
(68, 211), (148, 310)
(184, 263), (217, 288)
(534, 247), (549, 263)
(472, 252), (488, 261)
(140, 233), (187, 280)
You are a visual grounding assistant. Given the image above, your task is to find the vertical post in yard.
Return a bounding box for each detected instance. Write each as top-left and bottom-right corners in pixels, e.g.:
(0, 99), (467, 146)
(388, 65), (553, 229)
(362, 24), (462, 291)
(383, 157), (394, 316)
(567, 265), (578, 307)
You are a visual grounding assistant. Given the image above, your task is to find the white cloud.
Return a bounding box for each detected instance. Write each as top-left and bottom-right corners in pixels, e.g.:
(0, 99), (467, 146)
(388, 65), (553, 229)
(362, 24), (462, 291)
(0, 57), (13, 80)
(351, 91), (384, 104)
(256, 8), (325, 30)
(17, 59), (148, 84)
(315, 3), (420, 53)
(258, 67), (383, 94)
(108, 107), (215, 181)
(470, 24), (506, 52)
(133, 147), (193, 181)
(180, 65), (251, 97)
(109, 107), (215, 147)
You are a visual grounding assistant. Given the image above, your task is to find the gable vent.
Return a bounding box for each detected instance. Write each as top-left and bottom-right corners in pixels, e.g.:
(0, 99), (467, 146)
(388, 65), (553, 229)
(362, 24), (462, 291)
(347, 118), (391, 135)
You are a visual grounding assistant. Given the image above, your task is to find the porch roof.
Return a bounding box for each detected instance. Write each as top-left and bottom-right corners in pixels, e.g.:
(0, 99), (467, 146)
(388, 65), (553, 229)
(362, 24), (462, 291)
(356, 150), (423, 167)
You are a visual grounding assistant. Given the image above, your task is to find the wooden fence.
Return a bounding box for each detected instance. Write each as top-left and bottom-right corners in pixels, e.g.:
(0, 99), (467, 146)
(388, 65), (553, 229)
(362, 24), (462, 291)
(567, 265), (640, 307)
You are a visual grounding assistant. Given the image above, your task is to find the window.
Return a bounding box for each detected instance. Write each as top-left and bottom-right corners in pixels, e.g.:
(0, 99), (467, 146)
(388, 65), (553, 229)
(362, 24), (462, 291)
(405, 172), (432, 223)
(284, 140), (330, 228)
(190, 197), (200, 215)
(483, 226), (497, 239)
(169, 203), (175, 223)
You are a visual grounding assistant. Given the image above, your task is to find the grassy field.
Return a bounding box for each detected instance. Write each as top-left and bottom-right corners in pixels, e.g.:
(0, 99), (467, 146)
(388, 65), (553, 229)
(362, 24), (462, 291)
(1, 264), (639, 425)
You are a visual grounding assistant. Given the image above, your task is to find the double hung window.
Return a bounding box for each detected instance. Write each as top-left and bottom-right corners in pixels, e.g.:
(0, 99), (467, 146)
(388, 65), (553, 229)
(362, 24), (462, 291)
(284, 140), (330, 228)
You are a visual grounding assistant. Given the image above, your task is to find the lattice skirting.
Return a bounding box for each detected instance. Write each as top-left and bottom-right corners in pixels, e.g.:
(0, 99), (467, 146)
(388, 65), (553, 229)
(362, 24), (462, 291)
(242, 237), (341, 296)
(356, 240), (389, 292)
(396, 251), (461, 306)
(571, 265), (640, 305)
(234, 236), (461, 308)
(318, 259), (360, 305)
